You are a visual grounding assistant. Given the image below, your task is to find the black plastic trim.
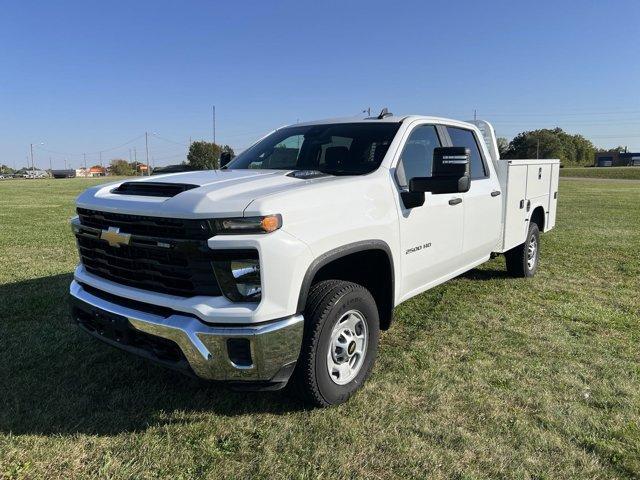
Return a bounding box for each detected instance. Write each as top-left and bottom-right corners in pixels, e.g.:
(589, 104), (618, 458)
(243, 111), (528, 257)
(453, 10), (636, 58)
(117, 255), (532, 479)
(296, 240), (395, 323)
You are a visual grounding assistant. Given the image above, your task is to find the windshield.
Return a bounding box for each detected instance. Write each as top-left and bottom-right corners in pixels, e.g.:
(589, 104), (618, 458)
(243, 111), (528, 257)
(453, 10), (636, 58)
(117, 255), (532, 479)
(226, 122), (400, 175)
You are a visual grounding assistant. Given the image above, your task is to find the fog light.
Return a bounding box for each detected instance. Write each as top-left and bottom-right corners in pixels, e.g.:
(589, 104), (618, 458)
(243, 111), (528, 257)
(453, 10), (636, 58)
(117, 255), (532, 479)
(212, 250), (261, 302)
(227, 338), (253, 367)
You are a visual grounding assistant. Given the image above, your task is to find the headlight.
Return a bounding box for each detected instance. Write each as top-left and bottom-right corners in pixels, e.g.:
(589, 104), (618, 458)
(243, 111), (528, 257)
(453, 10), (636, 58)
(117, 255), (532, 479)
(212, 250), (261, 302)
(214, 214), (281, 234)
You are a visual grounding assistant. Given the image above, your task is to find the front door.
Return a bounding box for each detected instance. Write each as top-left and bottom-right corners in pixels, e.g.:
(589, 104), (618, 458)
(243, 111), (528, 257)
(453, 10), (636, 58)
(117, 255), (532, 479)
(394, 124), (465, 300)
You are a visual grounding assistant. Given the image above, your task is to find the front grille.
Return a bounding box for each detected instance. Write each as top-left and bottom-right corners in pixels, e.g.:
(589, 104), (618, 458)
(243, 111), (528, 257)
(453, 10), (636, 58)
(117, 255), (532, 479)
(75, 209), (221, 297)
(77, 208), (214, 239)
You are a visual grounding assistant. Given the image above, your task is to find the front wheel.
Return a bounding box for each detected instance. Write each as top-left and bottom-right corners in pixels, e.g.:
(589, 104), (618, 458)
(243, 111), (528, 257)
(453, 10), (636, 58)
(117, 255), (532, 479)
(289, 280), (380, 407)
(505, 222), (540, 277)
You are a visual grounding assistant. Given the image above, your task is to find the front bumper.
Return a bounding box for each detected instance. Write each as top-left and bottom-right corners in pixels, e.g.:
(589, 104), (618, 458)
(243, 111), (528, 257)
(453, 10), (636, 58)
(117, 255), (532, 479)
(69, 281), (304, 387)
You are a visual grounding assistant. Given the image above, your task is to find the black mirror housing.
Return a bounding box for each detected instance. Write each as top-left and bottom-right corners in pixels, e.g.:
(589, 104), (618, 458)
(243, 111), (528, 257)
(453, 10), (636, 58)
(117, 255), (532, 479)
(220, 151), (232, 168)
(409, 147), (470, 195)
(432, 146), (470, 177)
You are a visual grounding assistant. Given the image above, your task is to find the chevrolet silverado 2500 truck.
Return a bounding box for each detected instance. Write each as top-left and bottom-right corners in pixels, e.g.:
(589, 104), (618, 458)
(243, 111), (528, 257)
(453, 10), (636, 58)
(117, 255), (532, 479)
(69, 112), (559, 406)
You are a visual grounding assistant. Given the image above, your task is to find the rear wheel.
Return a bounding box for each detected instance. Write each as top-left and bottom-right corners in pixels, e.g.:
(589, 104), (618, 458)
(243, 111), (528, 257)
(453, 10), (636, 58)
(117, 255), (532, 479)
(505, 222), (540, 277)
(289, 280), (379, 407)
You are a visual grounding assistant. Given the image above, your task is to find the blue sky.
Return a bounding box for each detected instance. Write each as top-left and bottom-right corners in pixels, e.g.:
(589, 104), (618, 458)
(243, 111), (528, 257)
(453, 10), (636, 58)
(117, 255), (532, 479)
(1, 0), (639, 169)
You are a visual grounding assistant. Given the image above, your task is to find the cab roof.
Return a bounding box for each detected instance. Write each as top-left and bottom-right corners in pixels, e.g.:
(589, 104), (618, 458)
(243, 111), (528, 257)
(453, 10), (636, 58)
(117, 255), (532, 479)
(291, 115), (476, 129)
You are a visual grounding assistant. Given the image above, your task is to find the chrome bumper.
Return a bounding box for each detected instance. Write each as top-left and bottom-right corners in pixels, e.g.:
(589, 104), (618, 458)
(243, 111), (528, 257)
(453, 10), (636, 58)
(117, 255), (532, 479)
(69, 281), (304, 385)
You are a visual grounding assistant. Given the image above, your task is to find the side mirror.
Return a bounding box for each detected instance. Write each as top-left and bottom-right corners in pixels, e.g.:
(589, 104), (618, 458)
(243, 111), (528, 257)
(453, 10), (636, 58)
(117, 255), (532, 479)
(220, 151), (232, 169)
(409, 147), (470, 195)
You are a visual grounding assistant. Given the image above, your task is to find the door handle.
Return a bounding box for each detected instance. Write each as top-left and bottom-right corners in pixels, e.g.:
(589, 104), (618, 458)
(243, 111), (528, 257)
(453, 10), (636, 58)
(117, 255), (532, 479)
(491, 190), (501, 197)
(448, 198), (462, 206)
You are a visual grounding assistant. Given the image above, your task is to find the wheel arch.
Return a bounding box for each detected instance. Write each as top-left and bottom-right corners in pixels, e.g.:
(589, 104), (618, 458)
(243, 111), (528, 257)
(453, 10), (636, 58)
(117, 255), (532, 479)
(297, 240), (395, 330)
(529, 205), (546, 232)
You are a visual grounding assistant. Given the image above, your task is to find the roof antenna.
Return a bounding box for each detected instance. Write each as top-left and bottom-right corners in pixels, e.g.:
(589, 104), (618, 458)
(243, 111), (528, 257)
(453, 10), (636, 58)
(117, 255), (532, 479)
(377, 107), (393, 119)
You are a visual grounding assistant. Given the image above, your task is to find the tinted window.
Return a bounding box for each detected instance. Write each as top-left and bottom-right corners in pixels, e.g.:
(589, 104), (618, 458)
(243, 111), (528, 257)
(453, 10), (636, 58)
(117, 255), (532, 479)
(446, 127), (487, 178)
(227, 123), (400, 175)
(395, 125), (441, 188)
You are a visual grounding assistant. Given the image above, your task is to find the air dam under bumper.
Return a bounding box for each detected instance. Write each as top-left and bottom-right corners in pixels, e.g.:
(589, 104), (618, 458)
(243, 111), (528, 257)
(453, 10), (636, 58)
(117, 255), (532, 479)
(69, 281), (304, 387)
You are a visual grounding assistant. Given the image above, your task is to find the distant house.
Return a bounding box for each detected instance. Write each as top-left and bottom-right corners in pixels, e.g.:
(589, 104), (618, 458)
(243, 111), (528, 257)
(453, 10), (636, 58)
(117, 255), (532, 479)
(620, 152), (640, 167)
(595, 150), (640, 167)
(51, 169), (76, 178)
(23, 168), (48, 178)
(76, 166), (106, 177)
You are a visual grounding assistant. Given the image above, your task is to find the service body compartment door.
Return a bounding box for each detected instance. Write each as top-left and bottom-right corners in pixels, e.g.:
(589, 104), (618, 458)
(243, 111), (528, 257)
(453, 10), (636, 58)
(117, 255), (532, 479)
(503, 164), (528, 250)
(526, 164), (552, 198)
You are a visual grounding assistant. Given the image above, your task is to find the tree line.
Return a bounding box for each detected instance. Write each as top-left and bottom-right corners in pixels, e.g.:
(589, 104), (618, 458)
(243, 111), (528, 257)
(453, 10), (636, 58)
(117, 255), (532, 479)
(108, 142), (236, 175)
(497, 128), (627, 167)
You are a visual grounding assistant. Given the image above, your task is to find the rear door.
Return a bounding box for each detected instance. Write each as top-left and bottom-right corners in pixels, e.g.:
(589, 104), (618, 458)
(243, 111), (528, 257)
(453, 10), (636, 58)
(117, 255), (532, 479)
(394, 123), (465, 299)
(446, 126), (502, 264)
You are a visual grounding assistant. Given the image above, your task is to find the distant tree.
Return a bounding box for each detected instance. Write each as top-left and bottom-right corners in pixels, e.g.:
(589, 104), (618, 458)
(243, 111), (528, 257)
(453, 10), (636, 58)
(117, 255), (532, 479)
(0, 164), (15, 174)
(496, 137), (509, 158)
(596, 145), (627, 153)
(220, 144), (236, 159)
(503, 128), (596, 167)
(187, 141), (222, 170)
(109, 159), (135, 176)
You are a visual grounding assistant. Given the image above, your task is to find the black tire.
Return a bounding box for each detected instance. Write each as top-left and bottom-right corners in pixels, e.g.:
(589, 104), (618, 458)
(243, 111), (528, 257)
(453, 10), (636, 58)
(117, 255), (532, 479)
(505, 222), (540, 277)
(289, 280), (380, 407)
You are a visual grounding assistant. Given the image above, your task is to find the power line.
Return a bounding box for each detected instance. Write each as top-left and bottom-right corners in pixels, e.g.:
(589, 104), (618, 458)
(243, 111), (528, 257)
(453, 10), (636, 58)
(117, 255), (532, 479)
(34, 134), (145, 156)
(458, 108), (640, 117)
(150, 133), (188, 146)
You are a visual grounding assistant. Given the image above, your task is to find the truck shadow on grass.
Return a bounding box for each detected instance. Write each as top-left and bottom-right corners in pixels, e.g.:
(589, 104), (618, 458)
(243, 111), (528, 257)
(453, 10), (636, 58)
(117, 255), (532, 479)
(460, 267), (511, 281)
(0, 274), (305, 436)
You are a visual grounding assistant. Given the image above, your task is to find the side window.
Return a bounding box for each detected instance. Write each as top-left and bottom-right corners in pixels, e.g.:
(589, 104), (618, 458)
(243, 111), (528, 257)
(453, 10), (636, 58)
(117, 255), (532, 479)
(395, 125), (441, 188)
(446, 127), (487, 179)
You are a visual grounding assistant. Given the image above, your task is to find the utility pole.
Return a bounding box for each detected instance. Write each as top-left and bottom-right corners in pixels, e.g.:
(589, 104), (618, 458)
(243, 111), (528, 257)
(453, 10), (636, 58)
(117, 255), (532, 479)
(129, 148), (132, 162)
(83, 153), (87, 176)
(145, 131), (150, 176)
(64, 158), (67, 170)
(474, 109), (477, 121)
(30, 143), (34, 171)
(212, 105), (216, 144)
(49, 156), (52, 172)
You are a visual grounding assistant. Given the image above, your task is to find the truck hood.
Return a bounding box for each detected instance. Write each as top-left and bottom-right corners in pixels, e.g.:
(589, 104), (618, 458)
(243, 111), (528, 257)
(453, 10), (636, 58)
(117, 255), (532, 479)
(76, 169), (335, 218)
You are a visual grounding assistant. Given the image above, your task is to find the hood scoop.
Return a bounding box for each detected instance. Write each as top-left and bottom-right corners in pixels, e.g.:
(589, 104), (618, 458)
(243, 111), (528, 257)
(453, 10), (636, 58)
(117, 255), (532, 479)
(111, 182), (199, 198)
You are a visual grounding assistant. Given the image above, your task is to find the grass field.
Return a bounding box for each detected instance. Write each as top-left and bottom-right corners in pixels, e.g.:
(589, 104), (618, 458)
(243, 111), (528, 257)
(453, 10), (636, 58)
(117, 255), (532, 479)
(560, 166), (640, 180)
(1, 177), (639, 479)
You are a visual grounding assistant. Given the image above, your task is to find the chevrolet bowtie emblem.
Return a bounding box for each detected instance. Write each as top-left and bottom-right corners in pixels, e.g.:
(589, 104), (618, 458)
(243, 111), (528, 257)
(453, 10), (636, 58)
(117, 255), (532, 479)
(100, 226), (131, 248)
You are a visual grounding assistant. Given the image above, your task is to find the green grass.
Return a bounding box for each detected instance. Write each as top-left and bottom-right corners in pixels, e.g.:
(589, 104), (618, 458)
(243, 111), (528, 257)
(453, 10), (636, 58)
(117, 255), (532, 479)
(1, 177), (639, 479)
(560, 166), (640, 180)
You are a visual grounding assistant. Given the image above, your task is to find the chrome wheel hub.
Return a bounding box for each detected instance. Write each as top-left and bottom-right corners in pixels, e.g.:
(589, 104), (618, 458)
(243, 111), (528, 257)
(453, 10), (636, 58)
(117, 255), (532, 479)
(527, 234), (538, 270)
(326, 310), (368, 385)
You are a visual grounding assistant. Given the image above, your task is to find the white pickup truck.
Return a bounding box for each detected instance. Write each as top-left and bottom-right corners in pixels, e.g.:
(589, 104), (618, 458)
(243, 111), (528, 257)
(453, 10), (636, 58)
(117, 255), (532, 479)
(70, 111), (559, 406)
